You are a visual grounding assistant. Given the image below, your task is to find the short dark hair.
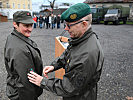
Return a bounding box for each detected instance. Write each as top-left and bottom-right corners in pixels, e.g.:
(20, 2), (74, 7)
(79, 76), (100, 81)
(14, 22), (20, 29)
(16, 22), (20, 26)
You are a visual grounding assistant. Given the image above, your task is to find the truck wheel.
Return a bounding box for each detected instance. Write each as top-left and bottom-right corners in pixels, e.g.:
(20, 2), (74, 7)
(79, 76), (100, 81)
(116, 20), (119, 25)
(104, 21), (108, 25)
(113, 20), (119, 25)
(123, 18), (127, 24)
(123, 20), (126, 24)
(97, 19), (100, 24)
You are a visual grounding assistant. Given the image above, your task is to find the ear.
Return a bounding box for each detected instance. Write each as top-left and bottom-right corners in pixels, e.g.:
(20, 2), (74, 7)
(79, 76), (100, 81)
(13, 22), (18, 28)
(82, 21), (88, 28)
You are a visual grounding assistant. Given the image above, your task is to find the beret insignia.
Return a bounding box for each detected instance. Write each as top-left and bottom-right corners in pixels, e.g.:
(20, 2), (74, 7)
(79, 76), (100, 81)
(70, 14), (77, 20)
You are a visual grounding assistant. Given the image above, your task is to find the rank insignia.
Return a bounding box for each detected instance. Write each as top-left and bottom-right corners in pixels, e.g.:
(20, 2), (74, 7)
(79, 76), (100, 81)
(70, 14), (77, 20)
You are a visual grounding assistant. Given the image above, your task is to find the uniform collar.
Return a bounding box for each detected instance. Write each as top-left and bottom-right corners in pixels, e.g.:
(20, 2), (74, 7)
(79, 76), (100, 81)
(12, 29), (37, 48)
(69, 27), (94, 45)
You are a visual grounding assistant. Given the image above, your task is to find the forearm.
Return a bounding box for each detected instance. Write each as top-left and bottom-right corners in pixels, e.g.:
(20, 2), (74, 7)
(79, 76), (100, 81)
(51, 58), (63, 71)
(40, 77), (74, 97)
(51, 50), (67, 71)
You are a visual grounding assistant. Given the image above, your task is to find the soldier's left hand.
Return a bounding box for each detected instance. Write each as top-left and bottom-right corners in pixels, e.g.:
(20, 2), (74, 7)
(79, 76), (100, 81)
(28, 71), (43, 86)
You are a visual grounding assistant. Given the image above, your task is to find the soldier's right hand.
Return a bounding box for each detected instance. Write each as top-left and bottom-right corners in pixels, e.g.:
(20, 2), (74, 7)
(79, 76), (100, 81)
(43, 66), (54, 78)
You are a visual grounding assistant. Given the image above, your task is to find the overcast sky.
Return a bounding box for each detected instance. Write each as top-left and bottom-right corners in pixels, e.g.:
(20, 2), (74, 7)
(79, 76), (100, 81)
(32, 0), (85, 4)
(32, 0), (85, 12)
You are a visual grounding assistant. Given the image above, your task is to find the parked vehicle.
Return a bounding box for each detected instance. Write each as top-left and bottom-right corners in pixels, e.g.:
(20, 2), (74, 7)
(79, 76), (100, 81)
(91, 7), (108, 24)
(104, 5), (130, 25)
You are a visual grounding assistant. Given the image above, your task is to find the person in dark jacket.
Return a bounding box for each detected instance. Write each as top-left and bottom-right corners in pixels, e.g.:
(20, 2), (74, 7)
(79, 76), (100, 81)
(56, 14), (61, 29)
(51, 14), (55, 29)
(45, 15), (49, 29)
(39, 15), (43, 29)
(28, 3), (104, 100)
(54, 15), (56, 28)
(4, 11), (43, 100)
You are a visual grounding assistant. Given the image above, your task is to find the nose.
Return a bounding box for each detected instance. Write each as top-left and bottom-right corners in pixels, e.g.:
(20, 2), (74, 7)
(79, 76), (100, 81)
(64, 25), (69, 31)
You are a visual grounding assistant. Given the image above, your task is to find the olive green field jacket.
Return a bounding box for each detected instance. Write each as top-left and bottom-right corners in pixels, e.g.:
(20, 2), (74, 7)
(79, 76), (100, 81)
(4, 29), (43, 100)
(41, 28), (104, 100)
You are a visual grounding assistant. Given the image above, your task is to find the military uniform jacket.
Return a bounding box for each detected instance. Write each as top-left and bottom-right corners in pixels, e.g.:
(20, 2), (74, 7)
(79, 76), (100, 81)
(4, 29), (43, 100)
(41, 28), (104, 100)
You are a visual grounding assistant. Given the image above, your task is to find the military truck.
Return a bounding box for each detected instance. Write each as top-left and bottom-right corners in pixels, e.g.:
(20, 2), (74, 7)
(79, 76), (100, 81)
(104, 5), (130, 25)
(91, 7), (108, 24)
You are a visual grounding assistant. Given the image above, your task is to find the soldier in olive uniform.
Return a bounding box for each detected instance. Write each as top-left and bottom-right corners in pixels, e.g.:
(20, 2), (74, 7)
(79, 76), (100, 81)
(28, 3), (104, 100)
(4, 11), (43, 100)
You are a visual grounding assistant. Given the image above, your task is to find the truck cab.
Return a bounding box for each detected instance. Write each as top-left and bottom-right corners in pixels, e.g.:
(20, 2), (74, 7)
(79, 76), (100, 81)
(104, 9), (121, 25)
(104, 5), (130, 25)
(91, 7), (108, 24)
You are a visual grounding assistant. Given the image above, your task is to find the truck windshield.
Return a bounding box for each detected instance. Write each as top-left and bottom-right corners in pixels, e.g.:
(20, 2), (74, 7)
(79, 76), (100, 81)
(107, 9), (118, 14)
(91, 8), (97, 13)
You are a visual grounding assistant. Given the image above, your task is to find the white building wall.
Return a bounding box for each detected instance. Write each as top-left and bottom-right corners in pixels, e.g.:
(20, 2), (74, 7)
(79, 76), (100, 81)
(1, 9), (32, 19)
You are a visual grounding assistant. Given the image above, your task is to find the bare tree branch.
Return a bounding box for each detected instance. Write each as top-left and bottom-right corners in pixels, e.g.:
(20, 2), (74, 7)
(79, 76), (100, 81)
(47, 0), (56, 9)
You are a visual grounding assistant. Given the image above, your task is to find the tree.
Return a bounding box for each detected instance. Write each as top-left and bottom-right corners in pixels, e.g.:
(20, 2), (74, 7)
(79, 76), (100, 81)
(48, 0), (56, 13)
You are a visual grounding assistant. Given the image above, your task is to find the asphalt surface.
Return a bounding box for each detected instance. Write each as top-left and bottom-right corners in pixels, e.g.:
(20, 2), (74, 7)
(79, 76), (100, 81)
(0, 21), (133, 100)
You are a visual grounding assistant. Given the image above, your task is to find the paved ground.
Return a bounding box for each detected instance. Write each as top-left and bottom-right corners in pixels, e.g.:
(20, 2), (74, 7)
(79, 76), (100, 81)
(0, 21), (133, 100)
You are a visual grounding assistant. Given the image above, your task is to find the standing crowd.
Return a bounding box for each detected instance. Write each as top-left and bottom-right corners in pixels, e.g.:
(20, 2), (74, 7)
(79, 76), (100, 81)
(33, 14), (61, 29)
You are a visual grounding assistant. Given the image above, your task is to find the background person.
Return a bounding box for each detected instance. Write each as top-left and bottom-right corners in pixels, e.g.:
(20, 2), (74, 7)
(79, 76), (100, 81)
(56, 14), (61, 29)
(4, 11), (43, 100)
(54, 15), (56, 28)
(51, 14), (55, 29)
(39, 15), (43, 29)
(45, 15), (49, 29)
(33, 14), (37, 28)
(28, 3), (104, 100)
(43, 15), (46, 28)
(49, 14), (51, 28)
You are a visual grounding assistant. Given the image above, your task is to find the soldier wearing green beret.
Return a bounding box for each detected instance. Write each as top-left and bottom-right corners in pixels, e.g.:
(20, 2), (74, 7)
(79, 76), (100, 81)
(28, 3), (104, 100)
(4, 11), (43, 100)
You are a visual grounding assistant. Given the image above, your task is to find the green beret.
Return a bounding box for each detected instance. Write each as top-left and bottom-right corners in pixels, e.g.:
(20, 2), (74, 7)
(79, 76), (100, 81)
(13, 11), (35, 24)
(61, 3), (91, 22)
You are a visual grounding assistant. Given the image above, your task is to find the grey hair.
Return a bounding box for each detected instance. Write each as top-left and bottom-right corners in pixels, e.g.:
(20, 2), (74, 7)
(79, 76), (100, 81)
(82, 14), (92, 25)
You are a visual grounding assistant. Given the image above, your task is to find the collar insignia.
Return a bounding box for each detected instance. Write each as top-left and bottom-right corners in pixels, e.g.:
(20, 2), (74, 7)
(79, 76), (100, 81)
(27, 13), (30, 16)
(67, 59), (69, 63)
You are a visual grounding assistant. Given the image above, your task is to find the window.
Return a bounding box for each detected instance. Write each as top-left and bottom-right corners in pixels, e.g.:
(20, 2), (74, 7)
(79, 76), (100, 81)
(6, 3), (8, 8)
(0, 2), (2, 8)
(18, 4), (20, 9)
(13, 3), (15, 9)
(0, 2), (2, 7)
(23, 4), (25, 9)
(91, 8), (97, 13)
(28, 4), (30, 9)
